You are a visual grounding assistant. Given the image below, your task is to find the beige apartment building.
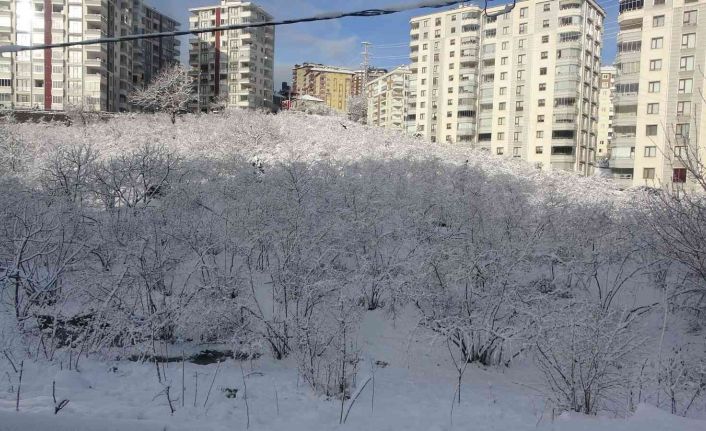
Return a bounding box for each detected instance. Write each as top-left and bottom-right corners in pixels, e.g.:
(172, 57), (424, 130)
(292, 63), (355, 112)
(611, 0), (706, 188)
(597, 65), (616, 160)
(0, 0), (179, 112)
(409, 0), (605, 174)
(188, 1), (274, 111)
(366, 65), (413, 131)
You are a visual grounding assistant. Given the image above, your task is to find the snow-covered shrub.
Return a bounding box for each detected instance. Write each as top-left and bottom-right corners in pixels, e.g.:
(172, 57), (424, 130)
(534, 301), (644, 415)
(1, 109), (703, 416)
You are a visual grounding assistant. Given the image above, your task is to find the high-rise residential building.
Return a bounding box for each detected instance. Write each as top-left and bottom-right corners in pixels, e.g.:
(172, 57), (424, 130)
(0, 0), (179, 112)
(409, 0), (605, 175)
(611, 0), (706, 188)
(352, 67), (387, 96)
(292, 63), (355, 112)
(597, 65), (615, 160)
(188, 1), (274, 111)
(366, 65), (413, 131)
(132, 2), (181, 91)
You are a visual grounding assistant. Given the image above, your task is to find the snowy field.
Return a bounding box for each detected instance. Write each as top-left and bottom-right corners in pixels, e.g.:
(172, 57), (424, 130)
(1, 310), (704, 431)
(1, 111), (705, 430)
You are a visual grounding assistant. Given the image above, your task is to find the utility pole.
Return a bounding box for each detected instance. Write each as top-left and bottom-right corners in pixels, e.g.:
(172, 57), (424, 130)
(361, 41), (372, 95)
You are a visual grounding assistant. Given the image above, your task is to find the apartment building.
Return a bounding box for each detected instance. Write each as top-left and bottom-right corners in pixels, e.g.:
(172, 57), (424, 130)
(366, 65), (413, 131)
(611, 0), (706, 188)
(188, 1), (274, 111)
(132, 2), (180, 90)
(0, 0), (179, 112)
(352, 67), (387, 96)
(597, 65), (616, 160)
(292, 63), (355, 112)
(409, 0), (605, 174)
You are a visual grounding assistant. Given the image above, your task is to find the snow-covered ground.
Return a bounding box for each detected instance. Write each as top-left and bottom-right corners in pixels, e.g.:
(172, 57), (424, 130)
(1, 309), (703, 431)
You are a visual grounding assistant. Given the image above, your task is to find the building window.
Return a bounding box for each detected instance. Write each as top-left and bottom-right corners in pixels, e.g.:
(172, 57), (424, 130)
(543, 20), (549, 28)
(499, 102), (506, 110)
(673, 168), (687, 183)
(541, 51), (548, 59)
(648, 81), (660, 93)
(537, 115), (545, 123)
(646, 125), (658, 136)
(680, 56), (694, 71)
(542, 35), (549, 43)
(498, 117), (505, 125)
(520, 7), (527, 18)
(539, 83), (546, 91)
(536, 146), (543, 154)
(676, 123), (690, 138)
(649, 59), (662, 71)
(677, 101), (691, 116)
(538, 99), (546, 107)
(682, 33), (696, 49)
(653, 15), (665, 27)
(647, 103), (659, 114)
(519, 23), (527, 34)
(536, 131), (544, 138)
(683, 10), (698, 25)
(643, 168), (656, 179)
(496, 147), (504, 155)
(539, 67), (547, 75)
(644, 146), (657, 157)
(650, 37), (663, 49)
(678, 78), (693, 94)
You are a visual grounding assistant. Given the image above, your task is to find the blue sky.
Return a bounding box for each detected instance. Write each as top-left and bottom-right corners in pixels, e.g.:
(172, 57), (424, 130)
(149, 0), (620, 88)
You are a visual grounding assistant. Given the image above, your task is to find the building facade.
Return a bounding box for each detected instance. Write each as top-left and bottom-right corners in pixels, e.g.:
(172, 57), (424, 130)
(0, 0), (179, 112)
(188, 1), (274, 111)
(409, 0), (605, 175)
(611, 0), (706, 188)
(292, 63), (355, 112)
(596, 65), (615, 160)
(352, 67), (387, 96)
(366, 65), (413, 131)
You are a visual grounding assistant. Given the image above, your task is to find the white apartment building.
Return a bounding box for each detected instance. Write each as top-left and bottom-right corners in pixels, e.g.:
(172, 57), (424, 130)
(0, 0), (179, 112)
(611, 0), (706, 188)
(366, 66), (413, 131)
(597, 65), (615, 160)
(188, 1), (274, 111)
(409, 0), (605, 174)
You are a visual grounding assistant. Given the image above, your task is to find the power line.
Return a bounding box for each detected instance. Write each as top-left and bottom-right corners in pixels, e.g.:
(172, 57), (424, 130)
(0, 0), (475, 53)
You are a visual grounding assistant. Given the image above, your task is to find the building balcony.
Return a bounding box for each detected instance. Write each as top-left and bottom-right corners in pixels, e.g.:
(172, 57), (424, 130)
(608, 155), (635, 169)
(85, 29), (106, 41)
(612, 115), (636, 127)
(614, 92), (638, 104)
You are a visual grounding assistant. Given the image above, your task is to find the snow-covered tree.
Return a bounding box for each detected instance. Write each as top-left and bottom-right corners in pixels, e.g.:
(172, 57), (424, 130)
(347, 95), (367, 124)
(129, 64), (194, 124)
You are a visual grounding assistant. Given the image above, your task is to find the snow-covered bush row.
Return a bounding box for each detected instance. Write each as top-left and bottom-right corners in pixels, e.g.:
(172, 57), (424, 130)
(0, 110), (704, 416)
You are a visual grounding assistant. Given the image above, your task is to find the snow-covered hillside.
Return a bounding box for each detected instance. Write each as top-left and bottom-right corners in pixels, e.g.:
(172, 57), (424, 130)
(0, 111), (704, 430)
